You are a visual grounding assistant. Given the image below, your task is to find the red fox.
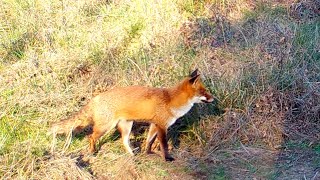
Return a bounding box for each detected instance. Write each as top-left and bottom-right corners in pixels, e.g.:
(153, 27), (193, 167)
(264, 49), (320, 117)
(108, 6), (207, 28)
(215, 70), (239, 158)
(50, 69), (213, 161)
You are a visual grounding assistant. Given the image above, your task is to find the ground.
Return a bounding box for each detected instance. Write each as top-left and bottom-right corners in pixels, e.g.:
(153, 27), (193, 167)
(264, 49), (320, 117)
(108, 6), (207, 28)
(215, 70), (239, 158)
(0, 0), (319, 179)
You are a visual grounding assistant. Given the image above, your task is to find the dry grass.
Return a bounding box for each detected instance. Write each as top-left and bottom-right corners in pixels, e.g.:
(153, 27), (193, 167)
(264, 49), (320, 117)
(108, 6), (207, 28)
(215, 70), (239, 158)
(1, 0), (319, 179)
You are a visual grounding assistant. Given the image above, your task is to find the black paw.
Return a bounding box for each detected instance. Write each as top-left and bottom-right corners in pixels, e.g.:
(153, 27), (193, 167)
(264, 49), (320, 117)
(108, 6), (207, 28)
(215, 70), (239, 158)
(165, 156), (175, 162)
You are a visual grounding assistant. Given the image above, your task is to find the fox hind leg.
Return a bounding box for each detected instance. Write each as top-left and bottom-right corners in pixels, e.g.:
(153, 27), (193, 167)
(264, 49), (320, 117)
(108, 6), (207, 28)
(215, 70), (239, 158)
(117, 120), (134, 155)
(88, 119), (118, 154)
(89, 129), (104, 153)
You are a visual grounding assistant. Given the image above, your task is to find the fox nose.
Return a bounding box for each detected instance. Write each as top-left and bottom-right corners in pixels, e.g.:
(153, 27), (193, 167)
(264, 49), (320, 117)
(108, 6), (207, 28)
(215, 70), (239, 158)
(200, 95), (214, 103)
(206, 97), (214, 103)
(204, 96), (214, 103)
(205, 93), (215, 103)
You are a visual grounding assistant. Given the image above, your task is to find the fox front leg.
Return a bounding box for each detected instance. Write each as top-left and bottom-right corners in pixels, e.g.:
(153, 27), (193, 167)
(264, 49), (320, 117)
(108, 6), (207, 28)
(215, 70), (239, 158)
(155, 124), (174, 161)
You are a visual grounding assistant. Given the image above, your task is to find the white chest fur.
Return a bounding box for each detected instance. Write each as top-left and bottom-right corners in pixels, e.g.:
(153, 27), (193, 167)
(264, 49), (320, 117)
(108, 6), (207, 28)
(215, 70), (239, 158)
(166, 96), (200, 128)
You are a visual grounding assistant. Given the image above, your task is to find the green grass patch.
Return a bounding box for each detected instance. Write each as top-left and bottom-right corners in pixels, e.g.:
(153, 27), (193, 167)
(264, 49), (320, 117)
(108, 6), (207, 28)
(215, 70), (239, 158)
(209, 165), (228, 180)
(243, 2), (287, 21)
(314, 144), (320, 154)
(0, 111), (43, 155)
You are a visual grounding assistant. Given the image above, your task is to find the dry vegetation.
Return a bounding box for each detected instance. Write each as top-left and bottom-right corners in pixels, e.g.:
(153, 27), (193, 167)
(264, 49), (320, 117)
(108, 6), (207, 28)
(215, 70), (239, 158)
(1, 0), (319, 179)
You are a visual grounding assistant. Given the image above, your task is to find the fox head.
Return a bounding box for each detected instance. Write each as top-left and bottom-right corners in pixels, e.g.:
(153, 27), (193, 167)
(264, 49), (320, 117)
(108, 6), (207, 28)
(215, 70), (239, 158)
(185, 69), (214, 103)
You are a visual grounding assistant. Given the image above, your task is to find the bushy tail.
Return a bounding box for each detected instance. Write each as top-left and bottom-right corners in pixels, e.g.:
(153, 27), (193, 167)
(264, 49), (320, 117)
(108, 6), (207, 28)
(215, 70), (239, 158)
(49, 105), (93, 136)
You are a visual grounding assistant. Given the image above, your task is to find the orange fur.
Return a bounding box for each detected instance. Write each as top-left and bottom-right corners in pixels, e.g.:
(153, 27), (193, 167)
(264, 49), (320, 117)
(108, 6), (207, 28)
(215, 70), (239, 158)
(50, 69), (213, 161)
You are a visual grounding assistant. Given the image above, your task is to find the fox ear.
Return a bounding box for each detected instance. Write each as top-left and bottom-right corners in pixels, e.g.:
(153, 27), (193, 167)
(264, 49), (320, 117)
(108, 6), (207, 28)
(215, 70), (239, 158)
(190, 69), (199, 78)
(189, 74), (200, 85)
